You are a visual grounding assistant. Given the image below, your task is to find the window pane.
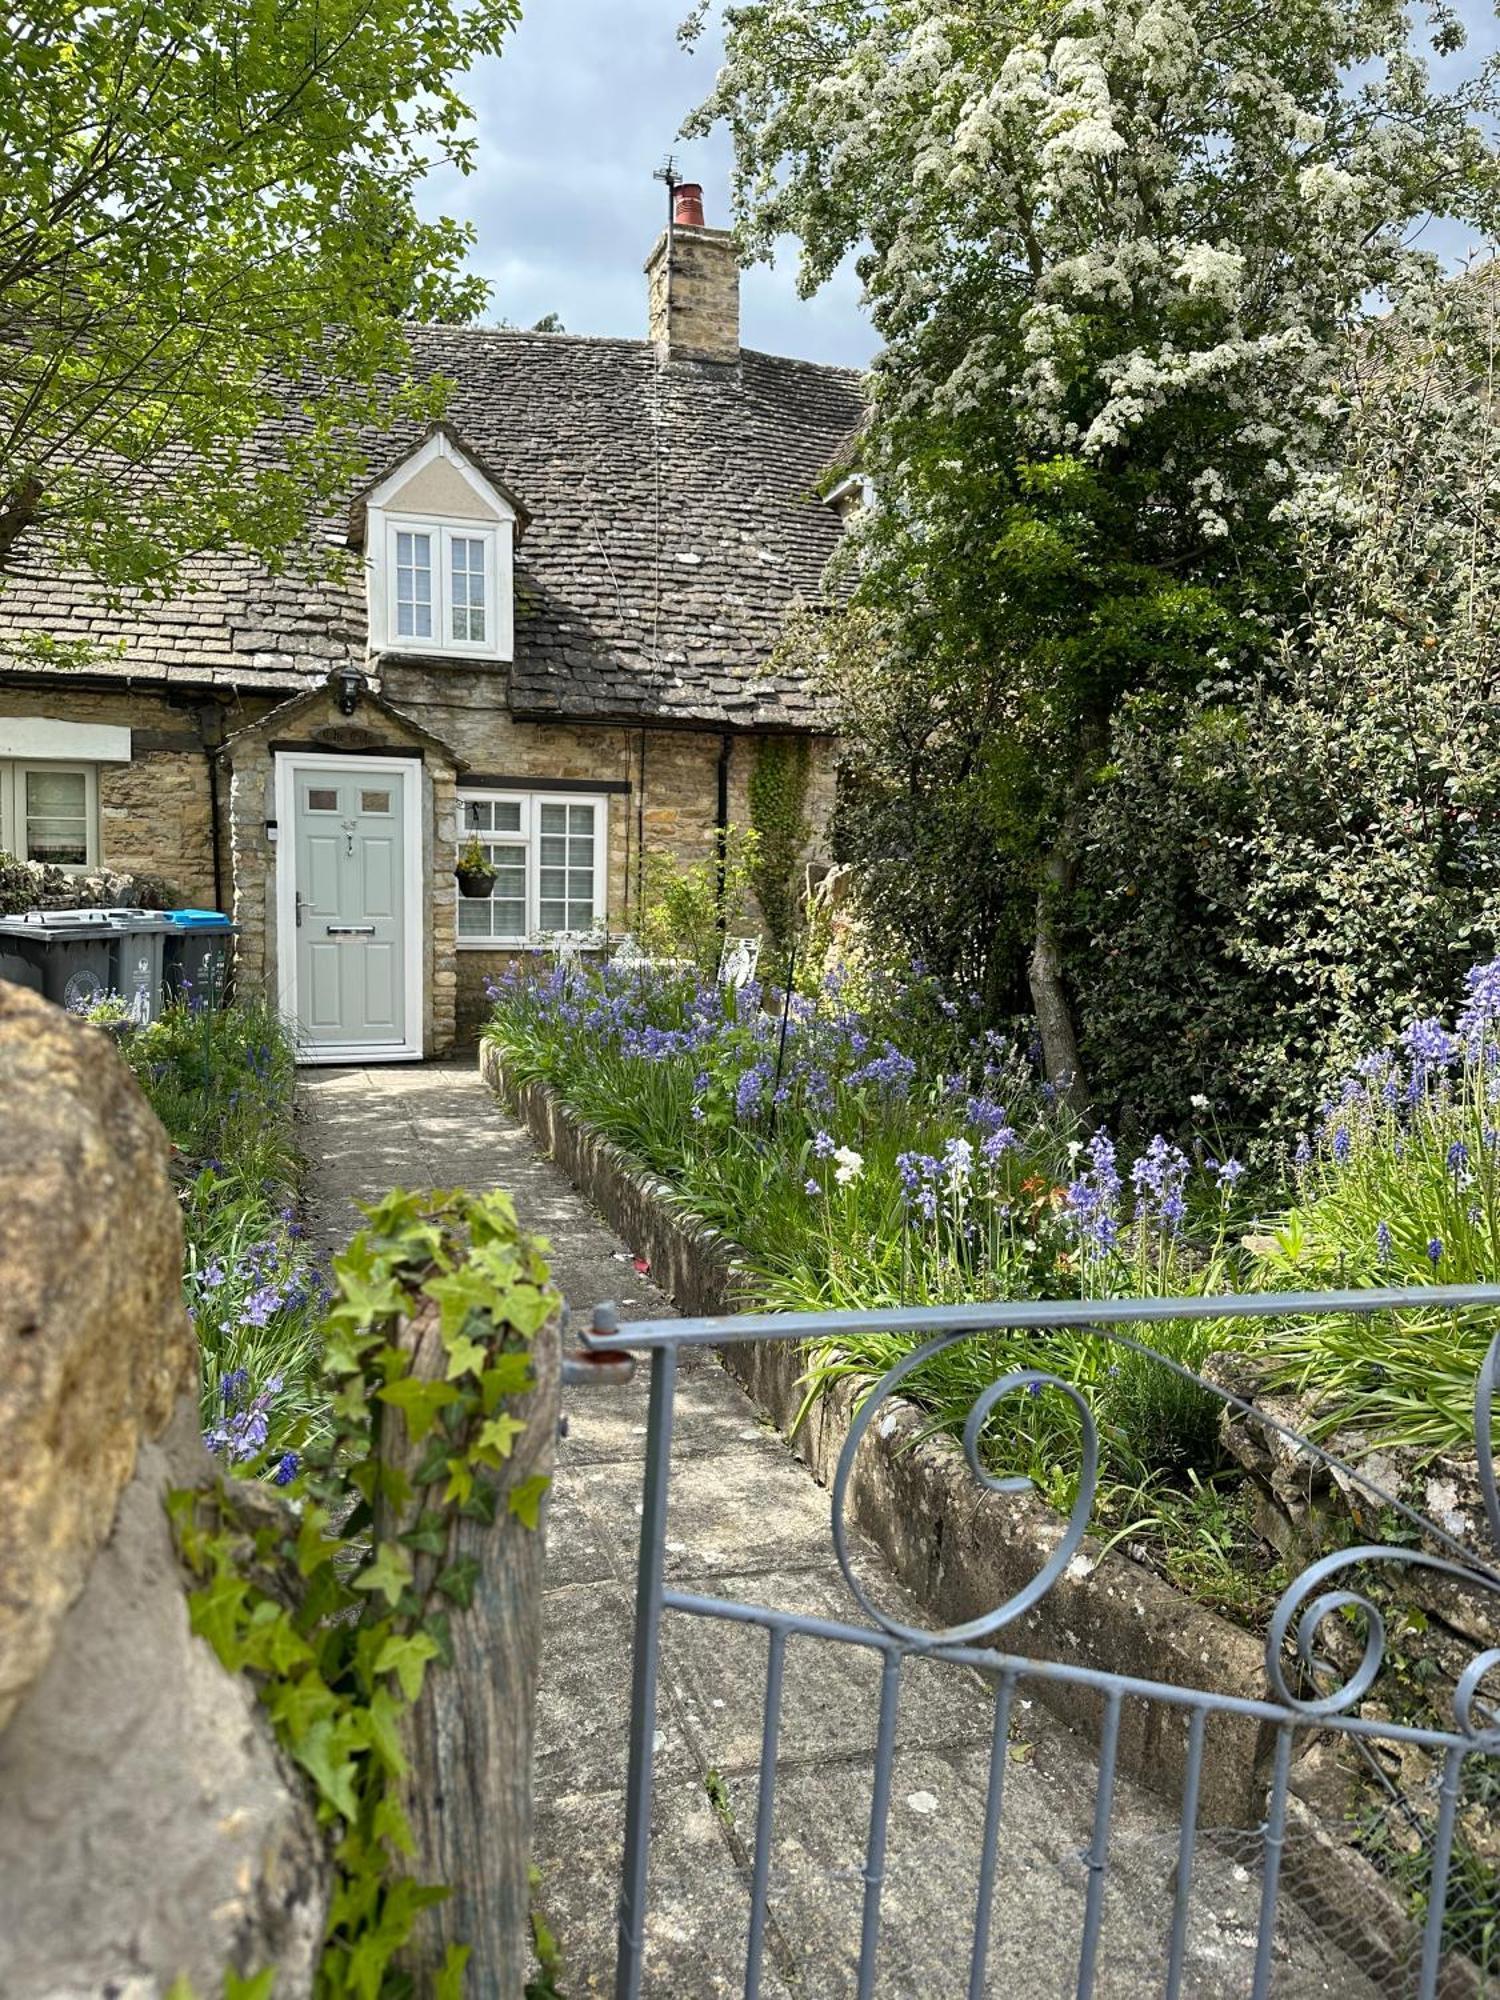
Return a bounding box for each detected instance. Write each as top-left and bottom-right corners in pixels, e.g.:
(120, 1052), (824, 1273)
(568, 803), (595, 836)
(360, 789), (391, 815)
(539, 834), (566, 868)
(539, 804), (567, 834)
(25, 769), (88, 864)
(539, 898), (567, 931)
(396, 529), (433, 640)
(306, 787), (338, 812)
(450, 538), (486, 643)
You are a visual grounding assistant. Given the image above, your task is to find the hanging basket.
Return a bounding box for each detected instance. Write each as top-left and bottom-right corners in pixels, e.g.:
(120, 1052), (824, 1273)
(456, 866), (497, 899)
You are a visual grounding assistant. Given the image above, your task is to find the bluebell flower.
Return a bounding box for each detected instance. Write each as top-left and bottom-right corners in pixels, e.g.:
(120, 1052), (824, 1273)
(1428, 1238), (1444, 1267)
(1375, 1220), (1392, 1264)
(812, 1130), (836, 1158)
(804, 1177), (820, 1196)
(1217, 1158), (1245, 1189)
(273, 1452), (299, 1486)
(1295, 1135), (1312, 1168)
(1332, 1126), (1351, 1165)
(1448, 1140), (1470, 1176)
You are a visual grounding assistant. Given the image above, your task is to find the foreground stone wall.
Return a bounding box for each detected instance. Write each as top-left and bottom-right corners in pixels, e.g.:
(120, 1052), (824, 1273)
(0, 983), (327, 1994)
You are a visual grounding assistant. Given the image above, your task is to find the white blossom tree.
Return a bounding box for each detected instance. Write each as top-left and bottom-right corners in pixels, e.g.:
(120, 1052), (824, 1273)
(691, 0), (1500, 1103)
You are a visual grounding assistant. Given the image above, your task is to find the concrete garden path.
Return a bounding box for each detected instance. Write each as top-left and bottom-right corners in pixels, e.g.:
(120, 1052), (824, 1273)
(299, 1063), (1375, 1998)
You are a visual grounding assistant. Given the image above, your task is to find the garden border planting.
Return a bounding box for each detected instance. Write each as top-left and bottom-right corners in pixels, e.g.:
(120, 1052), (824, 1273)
(480, 1040), (1277, 1816)
(481, 1043), (1496, 1990)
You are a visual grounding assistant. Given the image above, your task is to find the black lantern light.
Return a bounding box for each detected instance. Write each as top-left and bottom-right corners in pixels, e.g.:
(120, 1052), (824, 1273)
(333, 665), (369, 717)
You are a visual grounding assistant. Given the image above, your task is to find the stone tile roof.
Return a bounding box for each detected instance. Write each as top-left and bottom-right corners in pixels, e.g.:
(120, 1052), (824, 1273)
(0, 330), (865, 731)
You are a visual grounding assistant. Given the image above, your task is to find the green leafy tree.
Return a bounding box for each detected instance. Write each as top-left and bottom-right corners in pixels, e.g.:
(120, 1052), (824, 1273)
(1070, 272), (1500, 1144)
(0, 0), (516, 599)
(692, 0), (1500, 1106)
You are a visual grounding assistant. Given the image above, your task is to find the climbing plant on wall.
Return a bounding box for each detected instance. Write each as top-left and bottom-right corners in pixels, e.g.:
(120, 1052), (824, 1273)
(171, 1185), (558, 1998)
(747, 735), (812, 957)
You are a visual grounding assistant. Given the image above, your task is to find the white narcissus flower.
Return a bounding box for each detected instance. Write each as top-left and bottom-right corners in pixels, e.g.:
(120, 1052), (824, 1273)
(833, 1145), (865, 1184)
(1190, 1093), (1209, 1110)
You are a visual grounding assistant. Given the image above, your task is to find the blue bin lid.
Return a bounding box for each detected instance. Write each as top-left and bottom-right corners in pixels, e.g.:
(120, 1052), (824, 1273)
(164, 909), (233, 929)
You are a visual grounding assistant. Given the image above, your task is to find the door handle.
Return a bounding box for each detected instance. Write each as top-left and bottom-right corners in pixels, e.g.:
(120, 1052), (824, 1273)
(325, 924), (376, 937)
(295, 890), (304, 930)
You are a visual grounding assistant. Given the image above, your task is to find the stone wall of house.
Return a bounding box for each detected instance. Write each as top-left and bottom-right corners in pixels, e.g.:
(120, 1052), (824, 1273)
(225, 688), (459, 1058)
(0, 681), (280, 907)
(379, 665), (838, 1044)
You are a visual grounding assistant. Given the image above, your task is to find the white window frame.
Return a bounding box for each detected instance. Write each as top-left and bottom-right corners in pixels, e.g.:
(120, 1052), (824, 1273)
(383, 518), (500, 658)
(0, 760), (100, 872)
(364, 430), (517, 661)
(456, 788), (609, 948)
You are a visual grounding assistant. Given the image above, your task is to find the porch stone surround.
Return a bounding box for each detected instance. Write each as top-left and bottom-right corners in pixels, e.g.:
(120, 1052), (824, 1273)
(224, 687), (459, 1059)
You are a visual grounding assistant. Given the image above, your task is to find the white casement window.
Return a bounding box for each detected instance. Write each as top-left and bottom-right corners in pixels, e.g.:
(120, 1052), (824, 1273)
(385, 520), (498, 656)
(457, 790), (609, 946)
(0, 761), (100, 870)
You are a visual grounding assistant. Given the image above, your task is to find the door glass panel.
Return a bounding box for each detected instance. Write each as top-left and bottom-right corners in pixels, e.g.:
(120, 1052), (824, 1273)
(306, 787), (339, 812)
(25, 769), (88, 864)
(360, 789), (391, 815)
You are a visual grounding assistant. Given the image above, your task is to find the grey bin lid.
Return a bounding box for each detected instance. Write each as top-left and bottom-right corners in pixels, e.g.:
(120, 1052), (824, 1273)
(0, 907), (174, 936)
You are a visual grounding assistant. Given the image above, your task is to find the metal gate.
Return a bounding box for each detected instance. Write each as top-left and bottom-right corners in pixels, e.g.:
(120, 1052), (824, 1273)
(574, 1285), (1500, 1999)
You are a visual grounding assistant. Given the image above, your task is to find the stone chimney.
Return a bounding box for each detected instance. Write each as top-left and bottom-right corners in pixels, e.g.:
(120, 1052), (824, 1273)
(645, 183), (740, 364)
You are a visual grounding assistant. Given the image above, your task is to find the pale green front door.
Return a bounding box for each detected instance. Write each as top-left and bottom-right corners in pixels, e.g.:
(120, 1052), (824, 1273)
(291, 765), (408, 1051)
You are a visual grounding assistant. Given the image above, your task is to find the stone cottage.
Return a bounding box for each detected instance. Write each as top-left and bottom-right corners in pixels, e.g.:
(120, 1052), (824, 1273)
(0, 189), (864, 1058)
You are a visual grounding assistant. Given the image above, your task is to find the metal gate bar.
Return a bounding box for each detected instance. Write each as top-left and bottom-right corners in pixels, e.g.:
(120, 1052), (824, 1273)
(579, 1285), (1500, 1999)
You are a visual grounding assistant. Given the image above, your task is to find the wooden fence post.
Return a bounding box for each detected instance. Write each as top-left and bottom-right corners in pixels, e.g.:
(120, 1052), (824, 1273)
(375, 1293), (561, 1996)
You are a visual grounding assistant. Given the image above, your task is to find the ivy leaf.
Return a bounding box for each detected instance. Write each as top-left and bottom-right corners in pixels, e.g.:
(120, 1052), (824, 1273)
(329, 1374), (370, 1423)
(374, 1630), (440, 1703)
(376, 1376), (461, 1442)
(478, 1353), (534, 1413)
(435, 1554), (482, 1609)
(442, 1456), (474, 1507)
(436, 1943), (471, 2000)
(473, 1413), (526, 1465)
(188, 1568), (250, 1670)
(294, 1504), (340, 1578)
(224, 1971), (277, 2000)
(291, 1717), (361, 1821)
(423, 1610), (455, 1669)
(508, 1475), (551, 1531)
(372, 1790), (416, 1858)
(361, 1684), (408, 1777)
(412, 1436), (452, 1486)
(265, 1668), (340, 1744)
(399, 1509), (449, 1557)
(458, 1475), (498, 1524)
(353, 1541), (413, 1608)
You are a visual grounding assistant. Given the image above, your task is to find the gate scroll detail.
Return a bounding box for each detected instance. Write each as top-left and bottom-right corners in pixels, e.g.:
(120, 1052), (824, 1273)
(579, 1285), (1500, 2000)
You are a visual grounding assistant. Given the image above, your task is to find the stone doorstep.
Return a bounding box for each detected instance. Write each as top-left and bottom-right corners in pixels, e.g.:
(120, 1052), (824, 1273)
(476, 1045), (1480, 1997)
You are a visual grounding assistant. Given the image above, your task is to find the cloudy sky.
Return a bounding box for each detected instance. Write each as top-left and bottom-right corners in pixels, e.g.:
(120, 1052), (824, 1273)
(417, 0), (1500, 373)
(414, 0), (876, 366)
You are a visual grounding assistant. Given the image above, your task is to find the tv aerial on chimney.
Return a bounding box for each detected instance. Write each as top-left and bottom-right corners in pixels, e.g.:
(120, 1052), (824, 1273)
(654, 153), (680, 229)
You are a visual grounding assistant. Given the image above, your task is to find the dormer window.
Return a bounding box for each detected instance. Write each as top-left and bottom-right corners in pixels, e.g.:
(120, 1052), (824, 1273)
(389, 524), (495, 650)
(357, 427), (527, 663)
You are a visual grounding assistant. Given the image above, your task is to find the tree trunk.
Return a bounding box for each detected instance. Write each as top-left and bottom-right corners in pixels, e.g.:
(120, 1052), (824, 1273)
(1028, 852), (1090, 1118)
(375, 1296), (561, 1997)
(1028, 725), (1104, 1121)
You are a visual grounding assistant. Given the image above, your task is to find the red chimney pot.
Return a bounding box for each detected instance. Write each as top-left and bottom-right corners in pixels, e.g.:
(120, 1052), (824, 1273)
(673, 183), (706, 228)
